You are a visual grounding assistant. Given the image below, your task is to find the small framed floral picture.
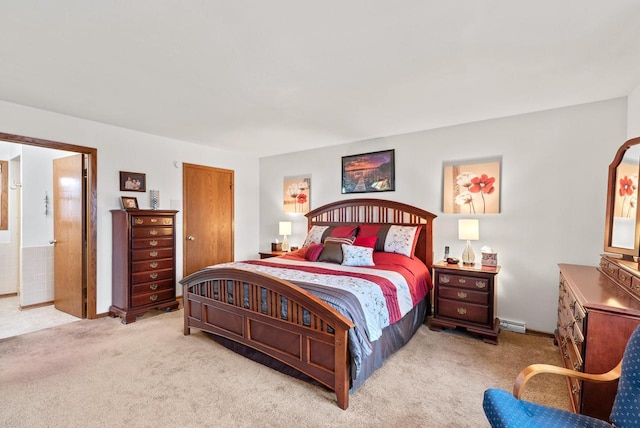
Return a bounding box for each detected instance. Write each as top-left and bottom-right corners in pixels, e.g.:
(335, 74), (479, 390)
(442, 157), (501, 214)
(283, 176), (311, 214)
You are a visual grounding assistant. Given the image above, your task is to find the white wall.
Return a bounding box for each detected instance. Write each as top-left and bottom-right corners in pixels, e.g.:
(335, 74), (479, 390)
(0, 99), (261, 314)
(260, 98), (627, 334)
(629, 82), (640, 139)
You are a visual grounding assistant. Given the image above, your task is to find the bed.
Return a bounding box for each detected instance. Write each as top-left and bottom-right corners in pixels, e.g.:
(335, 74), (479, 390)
(180, 198), (436, 409)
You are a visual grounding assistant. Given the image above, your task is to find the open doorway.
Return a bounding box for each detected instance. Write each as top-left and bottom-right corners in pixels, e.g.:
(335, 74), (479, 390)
(0, 132), (97, 337)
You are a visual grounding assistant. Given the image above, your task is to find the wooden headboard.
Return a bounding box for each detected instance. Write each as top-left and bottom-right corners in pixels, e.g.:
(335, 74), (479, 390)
(305, 198), (437, 268)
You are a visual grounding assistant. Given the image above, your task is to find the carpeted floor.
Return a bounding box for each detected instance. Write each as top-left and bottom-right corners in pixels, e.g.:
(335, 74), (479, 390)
(0, 309), (569, 427)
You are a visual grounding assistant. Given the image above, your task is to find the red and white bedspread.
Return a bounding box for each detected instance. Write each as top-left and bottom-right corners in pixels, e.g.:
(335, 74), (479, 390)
(215, 252), (431, 343)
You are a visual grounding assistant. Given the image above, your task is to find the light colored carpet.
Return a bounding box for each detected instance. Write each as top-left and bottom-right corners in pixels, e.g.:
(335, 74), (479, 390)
(0, 296), (80, 339)
(0, 309), (569, 427)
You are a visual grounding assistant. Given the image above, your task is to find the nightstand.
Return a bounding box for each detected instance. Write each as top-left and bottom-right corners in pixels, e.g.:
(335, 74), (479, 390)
(429, 260), (501, 344)
(258, 251), (286, 259)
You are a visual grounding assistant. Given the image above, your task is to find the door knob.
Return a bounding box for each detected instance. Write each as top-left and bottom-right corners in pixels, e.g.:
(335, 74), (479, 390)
(187, 235), (195, 241)
(49, 239), (57, 245)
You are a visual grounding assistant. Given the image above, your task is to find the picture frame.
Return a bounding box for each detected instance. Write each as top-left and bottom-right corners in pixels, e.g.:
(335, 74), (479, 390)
(283, 176), (311, 214)
(341, 149), (395, 194)
(121, 196), (139, 210)
(119, 171), (146, 192)
(442, 156), (502, 214)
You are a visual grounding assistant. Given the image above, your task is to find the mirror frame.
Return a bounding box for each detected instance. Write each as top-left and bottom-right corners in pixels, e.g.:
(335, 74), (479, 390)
(604, 136), (640, 259)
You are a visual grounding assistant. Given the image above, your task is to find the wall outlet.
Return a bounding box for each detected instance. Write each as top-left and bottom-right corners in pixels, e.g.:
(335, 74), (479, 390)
(499, 319), (526, 334)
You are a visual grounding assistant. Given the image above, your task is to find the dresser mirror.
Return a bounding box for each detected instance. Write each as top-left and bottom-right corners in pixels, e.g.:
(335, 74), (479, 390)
(604, 136), (640, 258)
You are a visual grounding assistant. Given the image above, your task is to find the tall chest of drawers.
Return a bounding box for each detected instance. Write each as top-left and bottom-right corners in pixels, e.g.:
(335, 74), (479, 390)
(430, 260), (500, 344)
(556, 263), (640, 421)
(109, 209), (179, 323)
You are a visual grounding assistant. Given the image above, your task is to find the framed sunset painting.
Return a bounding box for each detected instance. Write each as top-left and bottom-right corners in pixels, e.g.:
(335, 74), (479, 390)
(341, 149), (395, 194)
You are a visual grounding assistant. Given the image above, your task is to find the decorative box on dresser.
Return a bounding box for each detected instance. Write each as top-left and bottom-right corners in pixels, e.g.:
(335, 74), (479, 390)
(556, 260), (640, 422)
(109, 209), (180, 324)
(429, 260), (500, 344)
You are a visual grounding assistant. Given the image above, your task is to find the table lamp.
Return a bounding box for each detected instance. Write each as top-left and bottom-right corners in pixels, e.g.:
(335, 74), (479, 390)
(458, 219), (479, 265)
(279, 221), (292, 252)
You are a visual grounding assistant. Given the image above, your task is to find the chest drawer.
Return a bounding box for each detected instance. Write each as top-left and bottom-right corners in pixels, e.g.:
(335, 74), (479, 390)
(132, 247), (175, 261)
(438, 286), (489, 305)
(436, 272), (488, 291)
(132, 279), (174, 295)
(132, 226), (174, 238)
(132, 268), (174, 285)
(131, 288), (175, 307)
(132, 258), (174, 273)
(131, 237), (174, 249)
(132, 216), (174, 227)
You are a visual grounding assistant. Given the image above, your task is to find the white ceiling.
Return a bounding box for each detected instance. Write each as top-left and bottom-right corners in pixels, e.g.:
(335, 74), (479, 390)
(2, 1), (640, 157)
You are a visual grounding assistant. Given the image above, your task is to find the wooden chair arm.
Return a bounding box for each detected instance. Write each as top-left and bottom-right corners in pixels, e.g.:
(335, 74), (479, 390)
(513, 360), (622, 399)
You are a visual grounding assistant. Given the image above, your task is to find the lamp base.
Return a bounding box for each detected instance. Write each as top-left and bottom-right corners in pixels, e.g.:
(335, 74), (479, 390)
(281, 235), (290, 252)
(461, 240), (475, 265)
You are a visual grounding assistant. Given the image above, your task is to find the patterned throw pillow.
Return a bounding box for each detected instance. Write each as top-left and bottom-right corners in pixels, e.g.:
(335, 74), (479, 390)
(324, 236), (356, 246)
(341, 245), (375, 267)
(303, 226), (329, 246)
(383, 225), (419, 257)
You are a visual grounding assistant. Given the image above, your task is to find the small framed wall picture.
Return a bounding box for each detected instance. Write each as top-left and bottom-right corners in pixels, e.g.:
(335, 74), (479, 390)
(119, 171), (146, 192)
(121, 196), (139, 210)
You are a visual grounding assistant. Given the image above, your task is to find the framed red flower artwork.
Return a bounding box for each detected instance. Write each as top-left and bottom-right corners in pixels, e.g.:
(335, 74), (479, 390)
(442, 157), (502, 214)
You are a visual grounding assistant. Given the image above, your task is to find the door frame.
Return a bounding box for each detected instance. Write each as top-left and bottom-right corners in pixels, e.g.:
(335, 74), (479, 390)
(0, 132), (97, 318)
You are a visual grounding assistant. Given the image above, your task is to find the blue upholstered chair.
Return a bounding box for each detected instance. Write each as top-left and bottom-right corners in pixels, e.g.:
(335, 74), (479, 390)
(483, 325), (640, 427)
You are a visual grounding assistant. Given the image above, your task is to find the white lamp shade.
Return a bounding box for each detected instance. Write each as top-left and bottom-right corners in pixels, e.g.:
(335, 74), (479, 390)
(458, 219), (479, 241)
(279, 221), (292, 236)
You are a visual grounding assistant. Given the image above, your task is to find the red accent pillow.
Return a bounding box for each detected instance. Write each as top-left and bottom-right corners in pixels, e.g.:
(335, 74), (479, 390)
(357, 224), (380, 237)
(353, 235), (377, 248)
(328, 225), (358, 238)
(305, 243), (324, 262)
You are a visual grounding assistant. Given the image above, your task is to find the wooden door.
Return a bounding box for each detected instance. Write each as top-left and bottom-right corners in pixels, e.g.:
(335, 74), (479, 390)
(183, 163), (234, 276)
(53, 154), (85, 318)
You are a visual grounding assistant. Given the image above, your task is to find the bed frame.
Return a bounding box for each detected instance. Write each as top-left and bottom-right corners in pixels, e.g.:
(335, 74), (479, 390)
(181, 198), (436, 409)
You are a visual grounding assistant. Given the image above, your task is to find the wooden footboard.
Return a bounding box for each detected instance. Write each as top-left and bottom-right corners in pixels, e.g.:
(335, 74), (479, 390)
(181, 267), (355, 409)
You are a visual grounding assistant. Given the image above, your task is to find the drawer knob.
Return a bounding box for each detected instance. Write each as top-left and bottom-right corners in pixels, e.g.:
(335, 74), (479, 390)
(150, 251), (158, 257)
(149, 229), (158, 236)
(150, 284), (158, 290)
(440, 275), (450, 284)
(151, 218), (158, 223)
(150, 273), (158, 279)
(475, 281), (486, 289)
(150, 240), (158, 247)
(458, 278), (466, 284)
(163, 219), (171, 225)
(150, 294), (158, 301)
(135, 218), (144, 225)
(457, 291), (467, 299)
(150, 262), (158, 268)
(457, 307), (467, 315)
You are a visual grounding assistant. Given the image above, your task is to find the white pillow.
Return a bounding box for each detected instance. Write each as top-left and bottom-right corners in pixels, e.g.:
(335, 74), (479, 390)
(341, 244), (375, 267)
(383, 225), (418, 257)
(303, 226), (328, 247)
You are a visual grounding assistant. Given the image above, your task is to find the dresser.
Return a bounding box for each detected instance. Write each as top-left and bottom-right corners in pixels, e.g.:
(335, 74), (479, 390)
(109, 209), (179, 323)
(429, 260), (500, 344)
(556, 262), (640, 421)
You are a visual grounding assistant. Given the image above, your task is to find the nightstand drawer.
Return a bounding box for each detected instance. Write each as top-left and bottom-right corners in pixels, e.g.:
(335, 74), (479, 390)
(438, 286), (489, 305)
(437, 298), (489, 324)
(436, 272), (488, 291)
